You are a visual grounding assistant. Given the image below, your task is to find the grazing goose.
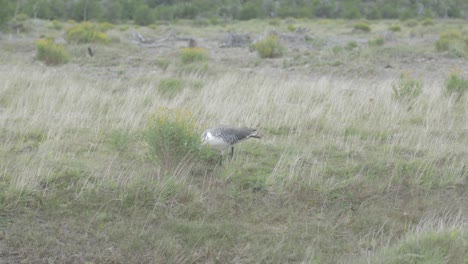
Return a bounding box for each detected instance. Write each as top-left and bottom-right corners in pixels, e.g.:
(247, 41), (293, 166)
(201, 126), (261, 161)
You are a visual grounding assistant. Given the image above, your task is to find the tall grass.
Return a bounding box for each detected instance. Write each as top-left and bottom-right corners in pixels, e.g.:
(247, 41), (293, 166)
(0, 61), (466, 262)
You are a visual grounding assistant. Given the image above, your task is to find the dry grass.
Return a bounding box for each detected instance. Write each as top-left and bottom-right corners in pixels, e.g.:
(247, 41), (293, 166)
(0, 18), (467, 263)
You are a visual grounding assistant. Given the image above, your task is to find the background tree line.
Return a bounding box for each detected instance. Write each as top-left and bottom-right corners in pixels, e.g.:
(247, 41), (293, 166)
(0, 0), (467, 28)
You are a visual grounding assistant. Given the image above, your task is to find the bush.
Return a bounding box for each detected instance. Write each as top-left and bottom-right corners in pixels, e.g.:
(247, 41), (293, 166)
(435, 30), (467, 58)
(254, 35), (285, 58)
(346, 41), (358, 50)
(36, 38), (70, 65)
(421, 18), (435, 26)
(180, 47), (209, 63)
(445, 70), (468, 98)
(66, 22), (109, 44)
(50, 20), (62, 30)
(353, 22), (371, 32)
(158, 78), (184, 98)
(388, 24), (401, 32)
(368, 37), (384, 46)
(392, 72), (423, 102)
(145, 108), (200, 172)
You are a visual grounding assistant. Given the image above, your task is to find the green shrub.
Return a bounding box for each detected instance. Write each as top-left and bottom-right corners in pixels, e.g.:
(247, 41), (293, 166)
(368, 37), (384, 46)
(435, 30), (467, 58)
(332, 45), (343, 54)
(158, 78), (184, 98)
(66, 22), (109, 44)
(287, 24), (296, 32)
(16, 13), (28, 22)
(392, 72), (423, 102)
(268, 19), (280, 26)
(145, 108), (200, 172)
(155, 59), (170, 70)
(36, 38), (70, 65)
(180, 47), (209, 63)
(445, 70), (468, 98)
(51, 20), (62, 30)
(254, 35), (285, 58)
(353, 22), (371, 32)
(346, 41), (358, 50)
(421, 18), (434, 26)
(388, 24), (401, 32)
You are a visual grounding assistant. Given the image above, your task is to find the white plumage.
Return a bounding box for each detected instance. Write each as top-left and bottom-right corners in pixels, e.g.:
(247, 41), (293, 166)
(201, 126), (261, 158)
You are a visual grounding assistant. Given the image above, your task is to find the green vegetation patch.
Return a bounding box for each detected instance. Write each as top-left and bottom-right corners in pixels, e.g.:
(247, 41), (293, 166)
(254, 35), (285, 58)
(392, 72), (423, 103)
(368, 37), (385, 47)
(445, 69), (468, 98)
(435, 30), (468, 58)
(388, 24), (401, 32)
(145, 107), (200, 172)
(365, 229), (468, 264)
(180, 47), (209, 63)
(66, 22), (110, 44)
(353, 22), (371, 33)
(36, 37), (70, 65)
(158, 78), (184, 98)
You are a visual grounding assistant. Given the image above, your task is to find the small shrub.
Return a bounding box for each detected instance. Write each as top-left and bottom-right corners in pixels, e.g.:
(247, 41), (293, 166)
(268, 19), (280, 26)
(392, 72), (423, 102)
(180, 47), (209, 63)
(388, 24), (401, 32)
(16, 13), (28, 22)
(435, 30), (467, 58)
(287, 24), (296, 32)
(421, 18), (434, 26)
(66, 22), (109, 44)
(332, 45), (343, 54)
(51, 20), (62, 30)
(36, 38), (69, 65)
(155, 59), (170, 70)
(254, 35), (285, 58)
(145, 108), (200, 172)
(353, 22), (371, 33)
(445, 69), (468, 98)
(368, 37), (384, 46)
(158, 78), (184, 98)
(346, 41), (358, 50)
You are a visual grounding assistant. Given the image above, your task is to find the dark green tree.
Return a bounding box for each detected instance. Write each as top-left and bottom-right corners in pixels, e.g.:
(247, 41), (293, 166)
(0, 0), (14, 29)
(238, 0), (262, 20)
(134, 4), (155, 25)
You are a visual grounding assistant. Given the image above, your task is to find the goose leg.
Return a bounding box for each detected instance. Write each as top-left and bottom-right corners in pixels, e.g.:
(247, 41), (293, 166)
(230, 146), (234, 159)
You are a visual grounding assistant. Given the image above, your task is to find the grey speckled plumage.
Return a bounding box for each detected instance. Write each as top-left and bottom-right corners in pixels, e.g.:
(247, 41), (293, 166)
(201, 126), (261, 158)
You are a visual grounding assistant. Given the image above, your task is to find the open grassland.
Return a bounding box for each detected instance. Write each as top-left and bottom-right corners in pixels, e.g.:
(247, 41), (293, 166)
(0, 19), (467, 263)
